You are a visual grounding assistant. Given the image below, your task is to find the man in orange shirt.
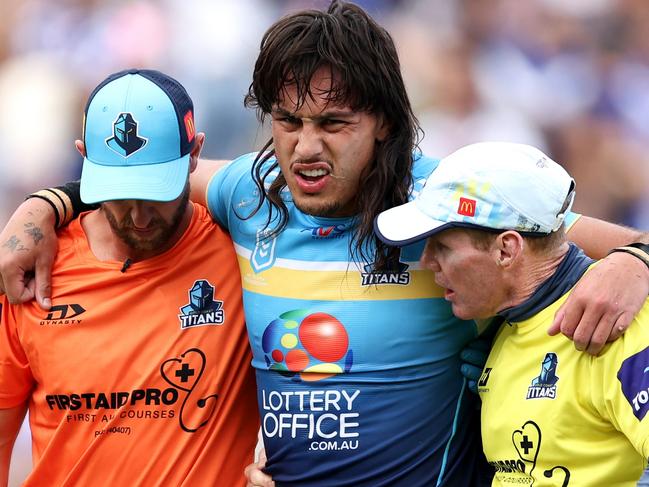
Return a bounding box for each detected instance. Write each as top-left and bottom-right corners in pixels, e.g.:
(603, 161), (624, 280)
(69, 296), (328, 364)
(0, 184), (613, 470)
(0, 69), (258, 486)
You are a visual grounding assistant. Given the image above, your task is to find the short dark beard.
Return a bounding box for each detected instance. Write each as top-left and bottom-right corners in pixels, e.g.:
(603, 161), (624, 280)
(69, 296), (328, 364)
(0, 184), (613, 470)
(293, 199), (346, 218)
(103, 186), (189, 253)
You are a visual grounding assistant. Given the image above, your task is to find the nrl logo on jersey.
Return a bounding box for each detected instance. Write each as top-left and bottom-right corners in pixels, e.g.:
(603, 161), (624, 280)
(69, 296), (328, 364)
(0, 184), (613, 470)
(360, 261), (410, 286)
(251, 228), (277, 273)
(526, 352), (559, 400)
(178, 280), (225, 329)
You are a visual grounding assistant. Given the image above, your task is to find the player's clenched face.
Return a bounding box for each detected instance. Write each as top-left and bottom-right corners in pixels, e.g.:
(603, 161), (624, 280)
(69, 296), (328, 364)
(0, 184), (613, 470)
(271, 66), (389, 218)
(102, 183), (189, 255)
(420, 229), (507, 320)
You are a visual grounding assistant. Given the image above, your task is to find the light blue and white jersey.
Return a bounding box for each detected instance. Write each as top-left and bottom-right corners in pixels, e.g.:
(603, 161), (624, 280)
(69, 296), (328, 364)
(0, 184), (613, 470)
(207, 151), (579, 486)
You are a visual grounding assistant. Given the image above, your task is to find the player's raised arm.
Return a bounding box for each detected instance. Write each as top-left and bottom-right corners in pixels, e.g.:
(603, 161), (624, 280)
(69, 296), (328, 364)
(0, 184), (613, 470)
(189, 157), (230, 208)
(0, 144), (224, 310)
(555, 216), (649, 354)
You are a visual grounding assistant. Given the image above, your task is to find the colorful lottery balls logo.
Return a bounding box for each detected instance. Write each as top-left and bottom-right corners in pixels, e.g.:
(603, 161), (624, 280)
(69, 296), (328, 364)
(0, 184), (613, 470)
(262, 309), (353, 382)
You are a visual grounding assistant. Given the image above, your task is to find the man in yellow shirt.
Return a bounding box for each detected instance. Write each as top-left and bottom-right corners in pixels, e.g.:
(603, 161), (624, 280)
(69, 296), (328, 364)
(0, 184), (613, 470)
(375, 141), (649, 486)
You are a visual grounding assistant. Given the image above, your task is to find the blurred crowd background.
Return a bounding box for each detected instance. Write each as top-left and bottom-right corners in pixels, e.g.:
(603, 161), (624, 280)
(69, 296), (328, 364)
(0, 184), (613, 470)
(4, 0), (649, 484)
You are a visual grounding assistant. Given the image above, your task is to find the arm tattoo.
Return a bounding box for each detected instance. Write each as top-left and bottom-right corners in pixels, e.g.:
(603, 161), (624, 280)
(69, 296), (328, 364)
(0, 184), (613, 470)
(24, 223), (44, 245)
(2, 235), (28, 252)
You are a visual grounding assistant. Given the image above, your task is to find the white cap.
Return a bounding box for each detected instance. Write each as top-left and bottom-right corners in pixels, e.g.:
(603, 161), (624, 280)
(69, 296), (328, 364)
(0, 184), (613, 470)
(375, 142), (575, 246)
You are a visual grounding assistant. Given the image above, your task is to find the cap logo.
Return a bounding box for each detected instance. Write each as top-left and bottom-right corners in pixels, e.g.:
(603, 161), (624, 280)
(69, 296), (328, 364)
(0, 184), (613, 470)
(184, 110), (195, 143)
(105, 112), (148, 157)
(458, 197), (476, 217)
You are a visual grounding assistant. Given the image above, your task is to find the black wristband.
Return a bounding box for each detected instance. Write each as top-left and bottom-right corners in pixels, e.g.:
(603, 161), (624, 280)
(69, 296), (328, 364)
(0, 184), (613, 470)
(44, 188), (67, 225)
(56, 180), (98, 219)
(608, 243), (649, 270)
(626, 242), (649, 254)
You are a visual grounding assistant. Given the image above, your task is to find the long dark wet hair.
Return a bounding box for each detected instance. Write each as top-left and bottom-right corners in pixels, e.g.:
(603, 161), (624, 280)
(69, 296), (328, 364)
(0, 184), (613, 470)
(243, 0), (421, 271)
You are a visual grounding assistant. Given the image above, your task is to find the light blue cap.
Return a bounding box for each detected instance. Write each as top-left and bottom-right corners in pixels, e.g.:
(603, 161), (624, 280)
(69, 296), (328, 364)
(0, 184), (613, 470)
(375, 142), (576, 246)
(80, 70), (193, 203)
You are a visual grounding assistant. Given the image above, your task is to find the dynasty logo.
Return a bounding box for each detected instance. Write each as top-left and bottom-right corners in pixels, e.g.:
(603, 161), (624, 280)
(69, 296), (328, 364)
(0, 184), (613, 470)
(178, 280), (225, 329)
(40, 304), (86, 325)
(478, 367), (492, 388)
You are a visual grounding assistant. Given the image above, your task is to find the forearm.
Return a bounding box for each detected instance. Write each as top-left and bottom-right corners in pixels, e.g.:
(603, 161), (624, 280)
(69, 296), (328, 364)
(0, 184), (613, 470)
(567, 216), (648, 259)
(2, 198), (56, 252)
(0, 193), (63, 306)
(35, 163), (227, 217)
(189, 158), (230, 207)
(554, 215), (649, 354)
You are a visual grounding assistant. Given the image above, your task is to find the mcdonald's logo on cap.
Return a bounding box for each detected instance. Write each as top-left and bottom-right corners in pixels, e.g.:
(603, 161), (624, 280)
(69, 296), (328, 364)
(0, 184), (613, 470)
(458, 197), (476, 217)
(184, 110), (195, 143)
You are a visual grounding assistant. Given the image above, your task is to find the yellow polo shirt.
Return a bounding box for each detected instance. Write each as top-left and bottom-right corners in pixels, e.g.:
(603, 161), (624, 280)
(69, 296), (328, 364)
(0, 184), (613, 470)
(480, 291), (649, 486)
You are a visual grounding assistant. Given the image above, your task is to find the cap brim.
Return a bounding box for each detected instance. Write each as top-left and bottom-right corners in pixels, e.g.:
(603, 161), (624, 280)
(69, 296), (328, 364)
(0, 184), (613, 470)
(80, 154), (190, 204)
(374, 201), (455, 247)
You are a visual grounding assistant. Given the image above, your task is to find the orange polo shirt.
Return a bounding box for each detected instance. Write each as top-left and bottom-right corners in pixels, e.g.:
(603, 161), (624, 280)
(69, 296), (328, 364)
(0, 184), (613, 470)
(0, 203), (258, 486)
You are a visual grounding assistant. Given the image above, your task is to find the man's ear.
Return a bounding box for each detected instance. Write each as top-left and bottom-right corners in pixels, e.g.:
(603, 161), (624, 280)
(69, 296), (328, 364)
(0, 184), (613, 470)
(189, 133), (205, 173)
(375, 114), (390, 142)
(75, 140), (86, 157)
(494, 231), (524, 268)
